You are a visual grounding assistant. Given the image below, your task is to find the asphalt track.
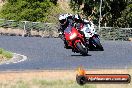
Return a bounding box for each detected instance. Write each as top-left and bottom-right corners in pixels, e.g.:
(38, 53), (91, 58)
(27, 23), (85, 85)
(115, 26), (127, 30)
(0, 36), (132, 71)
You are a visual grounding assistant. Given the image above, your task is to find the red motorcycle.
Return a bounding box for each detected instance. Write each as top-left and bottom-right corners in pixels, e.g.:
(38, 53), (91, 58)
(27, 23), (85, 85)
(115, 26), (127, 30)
(64, 24), (88, 56)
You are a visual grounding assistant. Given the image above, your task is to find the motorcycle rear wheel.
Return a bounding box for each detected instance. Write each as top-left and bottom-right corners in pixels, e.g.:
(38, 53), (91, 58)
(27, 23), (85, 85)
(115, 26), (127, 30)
(93, 37), (104, 51)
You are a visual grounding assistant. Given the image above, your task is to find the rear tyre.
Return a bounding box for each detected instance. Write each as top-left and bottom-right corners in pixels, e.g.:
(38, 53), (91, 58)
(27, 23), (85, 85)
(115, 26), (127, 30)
(93, 38), (104, 51)
(76, 42), (88, 56)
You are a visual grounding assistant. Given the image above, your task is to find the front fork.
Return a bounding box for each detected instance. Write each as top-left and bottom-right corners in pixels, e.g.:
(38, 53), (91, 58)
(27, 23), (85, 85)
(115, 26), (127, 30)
(72, 39), (88, 53)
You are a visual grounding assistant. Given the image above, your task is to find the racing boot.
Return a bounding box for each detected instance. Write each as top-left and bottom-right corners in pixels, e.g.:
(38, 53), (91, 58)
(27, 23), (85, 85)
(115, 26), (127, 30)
(85, 37), (89, 46)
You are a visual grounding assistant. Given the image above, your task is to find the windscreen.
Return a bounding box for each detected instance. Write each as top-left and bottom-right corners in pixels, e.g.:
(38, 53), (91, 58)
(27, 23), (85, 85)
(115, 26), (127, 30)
(64, 25), (72, 33)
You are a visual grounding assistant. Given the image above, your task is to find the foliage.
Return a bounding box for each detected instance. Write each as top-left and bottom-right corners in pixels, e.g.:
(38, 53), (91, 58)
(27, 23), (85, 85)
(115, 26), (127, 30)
(116, 2), (132, 27)
(0, 0), (59, 22)
(70, 0), (132, 27)
(41, 2), (67, 23)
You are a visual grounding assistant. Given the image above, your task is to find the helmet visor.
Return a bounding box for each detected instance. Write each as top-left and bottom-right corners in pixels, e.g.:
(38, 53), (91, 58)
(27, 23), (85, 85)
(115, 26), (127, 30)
(59, 19), (66, 24)
(75, 18), (79, 22)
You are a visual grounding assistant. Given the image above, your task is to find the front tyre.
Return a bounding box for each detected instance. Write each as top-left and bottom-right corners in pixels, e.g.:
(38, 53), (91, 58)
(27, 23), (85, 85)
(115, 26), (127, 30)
(76, 42), (88, 56)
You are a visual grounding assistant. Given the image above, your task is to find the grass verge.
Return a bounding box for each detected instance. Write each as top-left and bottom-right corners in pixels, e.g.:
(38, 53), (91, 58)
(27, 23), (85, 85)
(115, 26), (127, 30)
(0, 69), (131, 88)
(0, 71), (95, 88)
(0, 48), (13, 62)
(1, 79), (94, 88)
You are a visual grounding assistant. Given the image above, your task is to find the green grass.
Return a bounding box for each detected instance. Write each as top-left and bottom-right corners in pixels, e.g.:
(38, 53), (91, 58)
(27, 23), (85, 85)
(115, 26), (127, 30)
(0, 48), (13, 59)
(0, 80), (29, 88)
(14, 80), (30, 88)
(2, 51), (13, 59)
(0, 48), (3, 54)
(0, 79), (95, 88)
(32, 79), (95, 88)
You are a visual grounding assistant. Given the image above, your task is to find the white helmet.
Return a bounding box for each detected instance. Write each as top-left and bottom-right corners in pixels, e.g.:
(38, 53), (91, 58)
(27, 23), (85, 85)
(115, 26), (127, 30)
(59, 14), (67, 25)
(65, 13), (72, 17)
(65, 13), (73, 19)
(73, 14), (81, 23)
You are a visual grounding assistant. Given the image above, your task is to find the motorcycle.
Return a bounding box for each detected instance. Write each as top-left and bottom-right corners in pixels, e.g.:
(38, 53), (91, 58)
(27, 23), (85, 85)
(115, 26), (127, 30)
(79, 23), (104, 51)
(64, 24), (88, 56)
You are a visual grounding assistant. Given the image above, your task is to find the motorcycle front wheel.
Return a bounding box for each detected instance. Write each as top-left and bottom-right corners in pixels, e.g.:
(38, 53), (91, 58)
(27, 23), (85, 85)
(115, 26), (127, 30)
(76, 42), (88, 56)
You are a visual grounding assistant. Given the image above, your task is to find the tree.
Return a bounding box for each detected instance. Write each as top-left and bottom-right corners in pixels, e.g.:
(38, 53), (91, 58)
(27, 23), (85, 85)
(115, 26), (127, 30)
(0, 0), (55, 22)
(70, 0), (132, 27)
(116, 1), (132, 27)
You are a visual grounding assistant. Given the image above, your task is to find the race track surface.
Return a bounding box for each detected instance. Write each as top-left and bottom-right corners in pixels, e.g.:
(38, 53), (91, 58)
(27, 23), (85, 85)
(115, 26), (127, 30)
(0, 36), (132, 71)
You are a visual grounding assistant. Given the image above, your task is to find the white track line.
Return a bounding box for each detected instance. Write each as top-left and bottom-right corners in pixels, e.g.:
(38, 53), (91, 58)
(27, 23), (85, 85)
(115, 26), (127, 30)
(0, 53), (27, 65)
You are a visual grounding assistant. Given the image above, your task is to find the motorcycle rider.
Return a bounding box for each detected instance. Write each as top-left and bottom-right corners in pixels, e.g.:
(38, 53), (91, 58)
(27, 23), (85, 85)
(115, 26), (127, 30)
(58, 14), (73, 49)
(58, 13), (73, 33)
(58, 13), (95, 48)
(73, 14), (95, 34)
(74, 14), (97, 45)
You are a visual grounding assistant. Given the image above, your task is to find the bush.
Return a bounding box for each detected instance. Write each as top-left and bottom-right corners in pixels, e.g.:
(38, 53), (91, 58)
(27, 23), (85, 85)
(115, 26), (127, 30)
(0, 0), (54, 22)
